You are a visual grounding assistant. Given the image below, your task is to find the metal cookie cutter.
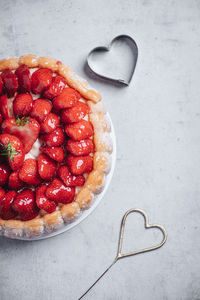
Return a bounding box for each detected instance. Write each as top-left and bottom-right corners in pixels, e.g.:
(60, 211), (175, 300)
(86, 34), (138, 86)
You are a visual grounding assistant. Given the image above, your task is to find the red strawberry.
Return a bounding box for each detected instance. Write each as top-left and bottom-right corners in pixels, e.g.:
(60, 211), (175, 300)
(13, 93), (33, 117)
(8, 170), (24, 190)
(0, 94), (14, 119)
(31, 68), (53, 94)
(0, 113), (2, 125)
(19, 159), (41, 185)
(38, 153), (57, 180)
(40, 146), (64, 162)
(2, 117), (40, 153)
(30, 99), (52, 122)
(0, 134), (25, 171)
(0, 188), (6, 200)
(0, 164), (10, 186)
(65, 120), (93, 141)
(66, 139), (94, 156)
(58, 165), (85, 187)
(43, 75), (66, 99)
(61, 101), (89, 123)
(12, 189), (38, 221)
(0, 75), (3, 95)
(1, 69), (18, 97)
(0, 191), (17, 220)
(46, 178), (75, 204)
(36, 185), (56, 213)
(40, 127), (65, 147)
(40, 113), (60, 133)
(15, 64), (31, 92)
(66, 155), (93, 175)
(52, 88), (80, 110)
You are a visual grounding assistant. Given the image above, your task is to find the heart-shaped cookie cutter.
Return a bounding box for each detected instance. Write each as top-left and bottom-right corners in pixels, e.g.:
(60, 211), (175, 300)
(79, 208), (167, 299)
(86, 35), (138, 86)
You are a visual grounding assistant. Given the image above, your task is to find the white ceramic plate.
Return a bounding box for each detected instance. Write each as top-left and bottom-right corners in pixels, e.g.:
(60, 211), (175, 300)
(17, 113), (116, 241)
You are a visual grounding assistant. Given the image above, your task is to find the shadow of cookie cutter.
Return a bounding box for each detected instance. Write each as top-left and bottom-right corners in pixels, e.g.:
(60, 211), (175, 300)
(86, 34), (138, 86)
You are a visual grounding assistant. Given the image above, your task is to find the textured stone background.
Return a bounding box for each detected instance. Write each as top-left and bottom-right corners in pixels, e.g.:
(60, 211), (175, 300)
(0, 0), (200, 299)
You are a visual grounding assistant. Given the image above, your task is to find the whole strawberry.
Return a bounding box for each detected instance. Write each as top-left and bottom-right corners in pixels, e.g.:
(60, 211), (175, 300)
(19, 159), (41, 186)
(58, 165), (85, 187)
(36, 185), (56, 213)
(65, 120), (94, 141)
(53, 88), (80, 109)
(38, 153), (57, 180)
(66, 154), (93, 175)
(43, 75), (66, 99)
(13, 93), (33, 117)
(0, 164), (10, 186)
(0, 191), (17, 220)
(2, 117), (40, 153)
(66, 139), (94, 156)
(40, 146), (64, 162)
(31, 68), (53, 94)
(30, 99), (52, 122)
(46, 178), (75, 204)
(0, 133), (25, 171)
(40, 127), (65, 147)
(1, 69), (18, 97)
(15, 64), (31, 92)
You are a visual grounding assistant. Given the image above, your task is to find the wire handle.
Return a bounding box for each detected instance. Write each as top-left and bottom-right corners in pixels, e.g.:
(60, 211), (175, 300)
(78, 208), (167, 299)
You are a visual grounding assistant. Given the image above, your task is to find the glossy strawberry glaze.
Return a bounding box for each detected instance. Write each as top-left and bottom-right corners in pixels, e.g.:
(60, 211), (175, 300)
(0, 66), (94, 221)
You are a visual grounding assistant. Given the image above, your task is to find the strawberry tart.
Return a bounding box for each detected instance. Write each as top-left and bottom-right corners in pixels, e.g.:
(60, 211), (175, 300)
(0, 55), (113, 239)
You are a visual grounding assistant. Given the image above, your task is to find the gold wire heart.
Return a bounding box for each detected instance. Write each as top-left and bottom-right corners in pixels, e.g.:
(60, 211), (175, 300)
(116, 208), (167, 260)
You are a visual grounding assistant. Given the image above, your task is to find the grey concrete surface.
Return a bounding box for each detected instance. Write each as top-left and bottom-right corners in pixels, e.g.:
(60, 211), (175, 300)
(0, 0), (200, 299)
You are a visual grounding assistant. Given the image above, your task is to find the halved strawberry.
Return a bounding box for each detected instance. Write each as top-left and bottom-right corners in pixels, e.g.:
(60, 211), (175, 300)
(0, 75), (3, 95)
(13, 93), (33, 117)
(52, 88), (80, 110)
(66, 139), (94, 156)
(40, 146), (64, 162)
(1, 69), (18, 97)
(65, 120), (93, 141)
(61, 101), (89, 123)
(46, 178), (75, 204)
(43, 75), (66, 99)
(36, 185), (56, 213)
(66, 154), (93, 175)
(2, 117), (40, 153)
(40, 113), (60, 133)
(0, 134), (25, 171)
(38, 153), (57, 180)
(19, 159), (41, 185)
(8, 170), (24, 190)
(58, 165), (85, 187)
(0, 191), (17, 220)
(15, 64), (31, 92)
(40, 127), (65, 147)
(31, 68), (53, 94)
(0, 94), (14, 119)
(0, 164), (10, 186)
(12, 189), (38, 221)
(30, 99), (52, 122)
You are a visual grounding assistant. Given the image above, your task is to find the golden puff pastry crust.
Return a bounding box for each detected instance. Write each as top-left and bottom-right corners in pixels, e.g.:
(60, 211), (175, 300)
(0, 55), (113, 239)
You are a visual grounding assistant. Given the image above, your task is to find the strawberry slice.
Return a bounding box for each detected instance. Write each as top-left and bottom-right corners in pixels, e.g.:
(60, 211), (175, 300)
(2, 117), (40, 153)
(12, 189), (39, 221)
(36, 185), (56, 213)
(40, 113), (60, 133)
(58, 165), (85, 187)
(0, 94), (14, 119)
(31, 68), (53, 94)
(38, 153), (57, 180)
(19, 159), (41, 185)
(0, 164), (10, 186)
(40, 127), (65, 147)
(1, 69), (18, 97)
(52, 88), (80, 110)
(0, 75), (3, 95)
(66, 139), (94, 156)
(30, 99), (52, 122)
(43, 75), (66, 99)
(0, 191), (17, 220)
(46, 178), (75, 204)
(0, 133), (25, 171)
(40, 146), (64, 162)
(15, 64), (31, 92)
(66, 154), (93, 175)
(65, 120), (93, 141)
(8, 170), (24, 190)
(13, 93), (33, 117)
(61, 101), (89, 123)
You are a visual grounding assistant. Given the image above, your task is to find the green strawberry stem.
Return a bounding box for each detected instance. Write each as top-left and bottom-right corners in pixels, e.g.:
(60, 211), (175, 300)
(0, 141), (19, 161)
(16, 116), (30, 126)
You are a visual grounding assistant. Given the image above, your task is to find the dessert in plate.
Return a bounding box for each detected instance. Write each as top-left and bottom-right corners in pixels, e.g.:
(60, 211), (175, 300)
(0, 55), (113, 239)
